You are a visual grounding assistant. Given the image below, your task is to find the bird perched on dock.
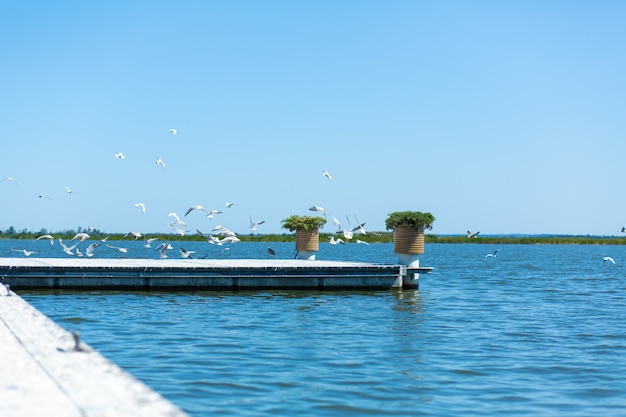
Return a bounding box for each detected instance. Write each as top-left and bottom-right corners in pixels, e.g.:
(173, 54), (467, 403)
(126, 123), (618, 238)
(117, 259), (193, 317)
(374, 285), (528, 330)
(267, 245), (276, 256)
(467, 230), (480, 238)
(603, 256), (616, 264)
(71, 332), (93, 353)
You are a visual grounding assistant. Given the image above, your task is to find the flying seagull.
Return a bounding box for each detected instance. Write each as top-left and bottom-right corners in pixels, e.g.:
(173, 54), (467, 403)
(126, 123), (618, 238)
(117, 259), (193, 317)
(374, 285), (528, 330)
(64, 185), (72, 194)
(11, 248), (39, 257)
(180, 248), (195, 259)
(168, 129), (177, 135)
(603, 256), (616, 264)
(134, 202), (146, 214)
(620, 227), (626, 233)
(185, 204), (207, 217)
(309, 206), (327, 216)
(34, 234), (55, 245)
(71, 232), (90, 242)
(106, 243), (129, 253)
(124, 231), (143, 240)
(249, 216), (266, 231)
(322, 170), (332, 181)
(205, 209), (223, 219)
(114, 152), (125, 159)
(156, 157), (166, 169)
(225, 202), (234, 208)
(467, 230), (480, 238)
(0, 177), (18, 186)
(85, 242), (101, 257)
(485, 250), (500, 258)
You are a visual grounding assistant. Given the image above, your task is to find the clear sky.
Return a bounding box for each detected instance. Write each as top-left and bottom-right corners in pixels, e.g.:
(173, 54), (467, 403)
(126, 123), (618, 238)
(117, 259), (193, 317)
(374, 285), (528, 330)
(2, 1), (625, 237)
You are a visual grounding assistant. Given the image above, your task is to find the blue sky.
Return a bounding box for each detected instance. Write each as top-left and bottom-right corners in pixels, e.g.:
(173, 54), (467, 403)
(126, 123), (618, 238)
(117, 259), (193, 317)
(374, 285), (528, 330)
(2, 1), (625, 236)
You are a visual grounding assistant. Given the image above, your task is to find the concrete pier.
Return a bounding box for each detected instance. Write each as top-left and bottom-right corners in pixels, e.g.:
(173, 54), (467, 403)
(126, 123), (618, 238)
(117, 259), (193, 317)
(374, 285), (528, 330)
(0, 258), (432, 290)
(0, 287), (189, 417)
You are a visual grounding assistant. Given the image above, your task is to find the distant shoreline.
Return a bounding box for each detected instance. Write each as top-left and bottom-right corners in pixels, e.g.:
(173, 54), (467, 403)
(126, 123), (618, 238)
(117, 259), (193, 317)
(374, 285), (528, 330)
(2, 233), (626, 245)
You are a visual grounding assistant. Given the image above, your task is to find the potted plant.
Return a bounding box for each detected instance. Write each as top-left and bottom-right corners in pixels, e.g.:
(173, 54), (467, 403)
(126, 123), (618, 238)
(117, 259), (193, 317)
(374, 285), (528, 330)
(385, 211), (435, 255)
(281, 215), (327, 257)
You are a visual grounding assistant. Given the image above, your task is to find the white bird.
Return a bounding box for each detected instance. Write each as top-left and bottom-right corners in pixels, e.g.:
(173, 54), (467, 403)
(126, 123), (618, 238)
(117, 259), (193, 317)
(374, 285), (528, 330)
(64, 185), (72, 194)
(328, 236), (344, 245)
(603, 256), (616, 264)
(155, 242), (173, 259)
(185, 204), (206, 217)
(0, 177), (18, 186)
(85, 242), (101, 257)
(309, 206), (327, 216)
(11, 248), (39, 257)
(124, 231), (143, 240)
(156, 157), (166, 169)
(619, 227), (626, 233)
(467, 230), (480, 238)
(249, 216), (266, 231)
(225, 202), (234, 208)
(142, 238), (158, 248)
(134, 203), (146, 214)
(59, 239), (79, 255)
(71, 232), (90, 242)
(330, 215), (342, 232)
(485, 250), (500, 258)
(165, 222), (187, 236)
(322, 170), (332, 181)
(34, 234), (55, 245)
(355, 239), (369, 245)
(168, 129), (177, 135)
(179, 248), (195, 259)
(168, 212), (187, 227)
(212, 225), (237, 237)
(205, 209), (222, 219)
(220, 235), (241, 244)
(352, 215), (367, 235)
(197, 229), (223, 245)
(114, 152), (125, 159)
(106, 243), (129, 253)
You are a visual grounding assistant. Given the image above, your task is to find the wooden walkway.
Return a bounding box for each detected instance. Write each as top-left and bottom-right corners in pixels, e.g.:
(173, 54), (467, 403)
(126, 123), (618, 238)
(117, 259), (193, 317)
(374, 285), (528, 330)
(0, 258), (431, 290)
(0, 287), (189, 417)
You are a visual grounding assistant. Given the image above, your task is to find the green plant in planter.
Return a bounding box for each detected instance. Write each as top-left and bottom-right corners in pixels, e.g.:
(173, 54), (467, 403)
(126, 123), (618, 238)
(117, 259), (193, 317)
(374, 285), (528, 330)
(281, 215), (327, 232)
(385, 211), (435, 230)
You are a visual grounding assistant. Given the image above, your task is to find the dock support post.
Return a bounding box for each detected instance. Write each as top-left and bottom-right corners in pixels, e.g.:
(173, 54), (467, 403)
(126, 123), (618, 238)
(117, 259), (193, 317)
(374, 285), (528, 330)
(397, 254), (419, 289)
(296, 250), (316, 260)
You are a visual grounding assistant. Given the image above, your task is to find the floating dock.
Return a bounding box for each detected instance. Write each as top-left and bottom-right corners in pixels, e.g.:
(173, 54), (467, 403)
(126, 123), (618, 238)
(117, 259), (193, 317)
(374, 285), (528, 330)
(0, 258), (432, 290)
(0, 287), (190, 417)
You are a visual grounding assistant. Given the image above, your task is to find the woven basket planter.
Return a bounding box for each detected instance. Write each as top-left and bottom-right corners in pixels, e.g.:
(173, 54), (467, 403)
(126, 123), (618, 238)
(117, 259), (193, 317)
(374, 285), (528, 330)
(296, 229), (319, 252)
(393, 225), (425, 255)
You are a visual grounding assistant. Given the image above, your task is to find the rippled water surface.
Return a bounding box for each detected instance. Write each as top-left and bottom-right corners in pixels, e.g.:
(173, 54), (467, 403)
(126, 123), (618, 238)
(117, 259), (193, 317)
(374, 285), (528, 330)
(10, 241), (626, 416)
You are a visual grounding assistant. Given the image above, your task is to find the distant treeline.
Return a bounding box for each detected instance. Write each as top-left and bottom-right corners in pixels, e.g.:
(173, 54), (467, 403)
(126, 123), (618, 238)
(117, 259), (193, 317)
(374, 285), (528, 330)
(2, 228), (626, 245)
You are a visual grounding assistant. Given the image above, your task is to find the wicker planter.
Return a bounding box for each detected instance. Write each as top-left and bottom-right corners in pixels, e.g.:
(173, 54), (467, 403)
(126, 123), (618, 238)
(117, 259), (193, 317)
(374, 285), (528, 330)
(296, 229), (319, 252)
(393, 225), (425, 255)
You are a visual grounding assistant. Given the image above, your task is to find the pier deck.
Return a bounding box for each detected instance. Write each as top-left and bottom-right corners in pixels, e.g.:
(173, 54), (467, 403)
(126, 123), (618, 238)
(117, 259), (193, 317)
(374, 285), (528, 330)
(0, 288), (189, 417)
(0, 258), (432, 290)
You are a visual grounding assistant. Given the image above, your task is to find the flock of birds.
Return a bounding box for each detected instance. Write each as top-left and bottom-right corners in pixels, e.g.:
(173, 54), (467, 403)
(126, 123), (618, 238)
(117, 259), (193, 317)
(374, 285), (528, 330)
(2, 149), (378, 259)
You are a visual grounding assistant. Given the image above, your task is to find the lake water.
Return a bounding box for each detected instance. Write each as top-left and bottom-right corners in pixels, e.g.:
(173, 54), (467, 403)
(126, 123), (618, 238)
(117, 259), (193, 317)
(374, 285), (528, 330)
(6, 239), (626, 416)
